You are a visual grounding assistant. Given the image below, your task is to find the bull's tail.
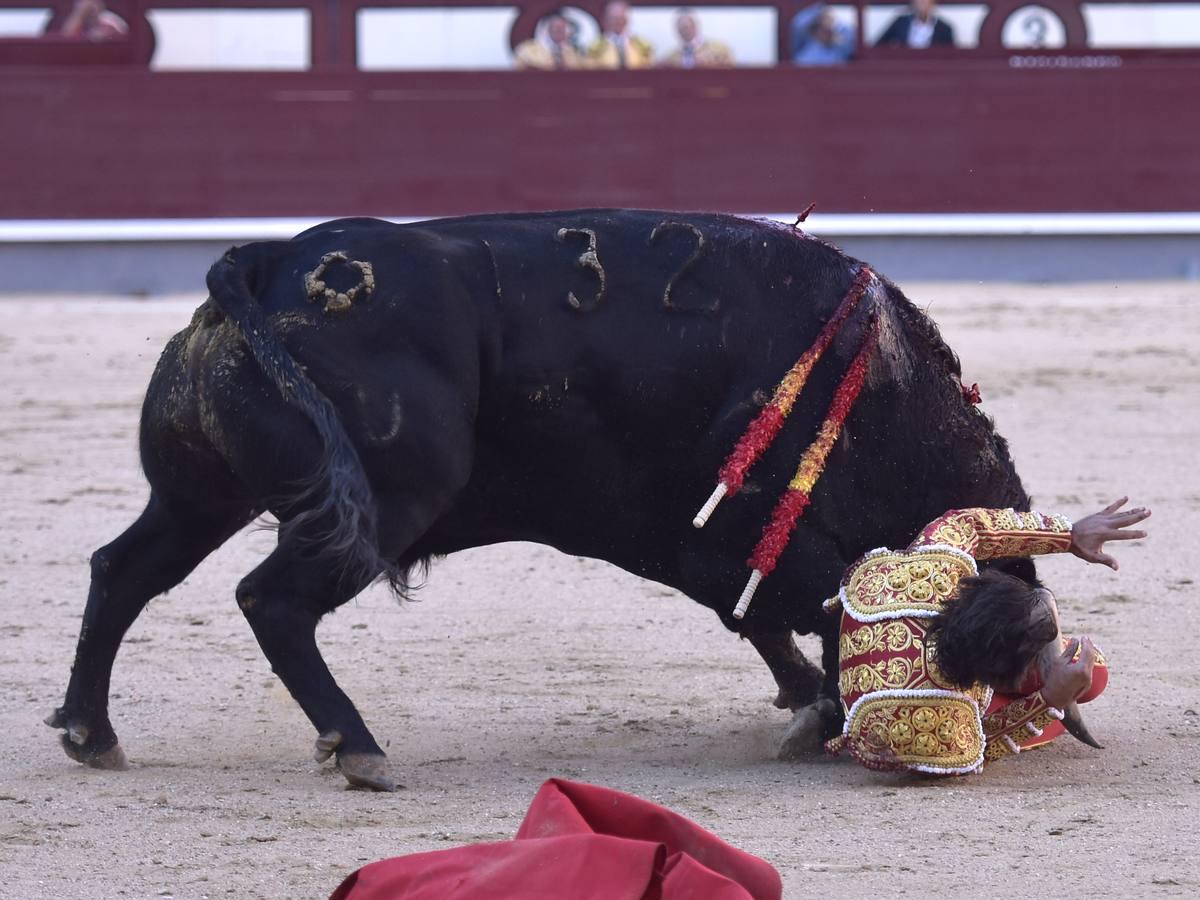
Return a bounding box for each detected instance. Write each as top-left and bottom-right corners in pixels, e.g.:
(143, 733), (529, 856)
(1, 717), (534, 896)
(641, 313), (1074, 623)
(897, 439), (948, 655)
(205, 246), (399, 590)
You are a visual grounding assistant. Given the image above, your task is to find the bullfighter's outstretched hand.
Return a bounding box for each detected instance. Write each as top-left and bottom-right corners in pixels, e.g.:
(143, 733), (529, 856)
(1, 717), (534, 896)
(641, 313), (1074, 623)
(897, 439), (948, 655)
(1069, 497), (1151, 570)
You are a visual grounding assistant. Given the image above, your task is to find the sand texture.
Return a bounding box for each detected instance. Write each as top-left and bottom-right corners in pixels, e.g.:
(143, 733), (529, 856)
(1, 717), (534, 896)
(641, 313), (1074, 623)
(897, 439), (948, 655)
(1, 283), (1198, 898)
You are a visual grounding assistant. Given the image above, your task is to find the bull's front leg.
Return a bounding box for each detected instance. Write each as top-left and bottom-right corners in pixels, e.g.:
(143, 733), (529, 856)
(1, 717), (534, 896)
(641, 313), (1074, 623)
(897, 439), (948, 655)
(746, 630), (824, 711)
(779, 622), (844, 759)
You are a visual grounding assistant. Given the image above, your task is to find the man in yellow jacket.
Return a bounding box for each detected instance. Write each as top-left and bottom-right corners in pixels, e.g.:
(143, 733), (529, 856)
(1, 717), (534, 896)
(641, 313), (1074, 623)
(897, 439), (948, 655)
(659, 9), (734, 68)
(514, 11), (587, 70)
(588, 1), (654, 69)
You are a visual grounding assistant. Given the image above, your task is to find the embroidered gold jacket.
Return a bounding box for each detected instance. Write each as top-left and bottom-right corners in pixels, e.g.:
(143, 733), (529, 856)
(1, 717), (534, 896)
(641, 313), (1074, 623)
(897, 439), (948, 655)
(658, 40), (735, 68)
(514, 39), (588, 70)
(587, 35), (656, 69)
(823, 508), (1073, 775)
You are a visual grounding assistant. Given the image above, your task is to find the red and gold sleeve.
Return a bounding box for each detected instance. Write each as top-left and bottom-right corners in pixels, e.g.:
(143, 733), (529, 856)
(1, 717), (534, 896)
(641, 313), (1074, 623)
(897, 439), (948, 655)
(982, 691), (1064, 760)
(911, 508), (1073, 560)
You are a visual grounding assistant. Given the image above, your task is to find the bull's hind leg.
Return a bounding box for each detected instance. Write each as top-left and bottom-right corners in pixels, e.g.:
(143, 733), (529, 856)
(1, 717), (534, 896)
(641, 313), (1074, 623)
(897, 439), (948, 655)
(233, 542), (399, 790)
(48, 493), (249, 768)
(228, 439), (470, 791)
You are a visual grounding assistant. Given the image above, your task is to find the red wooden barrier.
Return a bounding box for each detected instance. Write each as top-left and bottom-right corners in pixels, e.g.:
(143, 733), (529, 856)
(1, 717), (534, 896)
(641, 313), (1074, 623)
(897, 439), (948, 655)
(3, 1), (1200, 218)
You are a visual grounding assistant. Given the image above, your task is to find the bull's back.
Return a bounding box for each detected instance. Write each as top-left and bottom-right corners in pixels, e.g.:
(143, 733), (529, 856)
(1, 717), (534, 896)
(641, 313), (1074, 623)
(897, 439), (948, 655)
(251, 209), (861, 457)
(176, 210), (871, 595)
(378, 211), (867, 576)
(150, 209), (1020, 632)
(417, 210), (857, 429)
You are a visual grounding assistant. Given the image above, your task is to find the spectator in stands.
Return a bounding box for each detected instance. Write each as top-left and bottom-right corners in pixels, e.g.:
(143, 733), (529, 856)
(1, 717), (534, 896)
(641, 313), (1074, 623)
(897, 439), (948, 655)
(515, 10), (586, 69)
(875, 0), (955, 48)
(589, 1), (654, 69)
(791, 3), (855, 65)
(58, 0), (128, 41)
(659, 9), (733, 68)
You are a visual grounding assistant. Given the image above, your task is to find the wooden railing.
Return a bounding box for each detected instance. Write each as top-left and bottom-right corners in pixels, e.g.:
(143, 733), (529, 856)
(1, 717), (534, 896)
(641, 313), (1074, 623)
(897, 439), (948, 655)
(4, 0), (1199, 219)
(6, 0), (1200, 68)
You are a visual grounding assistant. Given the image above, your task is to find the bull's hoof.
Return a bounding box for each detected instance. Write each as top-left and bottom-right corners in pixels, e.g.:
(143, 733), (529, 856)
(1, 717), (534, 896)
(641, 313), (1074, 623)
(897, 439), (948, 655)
(773, 688), (811, 712)
(60, 735), (129, 770)
(47, 707), (128, 771)
(44, 708), (67, 729)
(314, 730), (343, 762)
(779, 699), (837, 760)
(771, 670), (823, 712)
(337, 752), (398, 792)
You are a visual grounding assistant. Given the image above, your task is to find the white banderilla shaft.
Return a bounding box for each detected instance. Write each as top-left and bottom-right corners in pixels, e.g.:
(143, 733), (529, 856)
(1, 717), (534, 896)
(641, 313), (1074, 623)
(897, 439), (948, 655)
(692, 482), (728, 528)
(732, 569), (763, 620)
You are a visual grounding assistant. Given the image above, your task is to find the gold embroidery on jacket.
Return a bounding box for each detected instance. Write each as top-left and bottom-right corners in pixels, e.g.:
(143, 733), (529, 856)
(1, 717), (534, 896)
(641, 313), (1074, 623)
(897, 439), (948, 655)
(847, 696), (984, 770)
(843, 552), (972, 619)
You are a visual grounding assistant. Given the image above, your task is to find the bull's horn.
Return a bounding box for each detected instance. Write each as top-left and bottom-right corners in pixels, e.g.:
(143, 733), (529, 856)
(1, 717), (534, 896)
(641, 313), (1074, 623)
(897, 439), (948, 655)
(1061, 701), (1103, 750)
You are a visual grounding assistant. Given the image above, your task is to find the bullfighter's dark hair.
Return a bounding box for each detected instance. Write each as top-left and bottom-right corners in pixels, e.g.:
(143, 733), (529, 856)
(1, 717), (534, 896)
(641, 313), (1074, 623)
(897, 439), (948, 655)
(926, 570), (1057, 689)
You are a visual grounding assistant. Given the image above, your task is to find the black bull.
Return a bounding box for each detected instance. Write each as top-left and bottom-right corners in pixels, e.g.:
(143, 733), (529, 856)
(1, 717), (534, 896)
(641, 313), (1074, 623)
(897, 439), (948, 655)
(48, 210), (1036, 789)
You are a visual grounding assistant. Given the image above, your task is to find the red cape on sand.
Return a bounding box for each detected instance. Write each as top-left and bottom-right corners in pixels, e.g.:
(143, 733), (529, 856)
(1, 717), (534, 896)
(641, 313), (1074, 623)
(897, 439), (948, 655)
(330, 778), (783, 900)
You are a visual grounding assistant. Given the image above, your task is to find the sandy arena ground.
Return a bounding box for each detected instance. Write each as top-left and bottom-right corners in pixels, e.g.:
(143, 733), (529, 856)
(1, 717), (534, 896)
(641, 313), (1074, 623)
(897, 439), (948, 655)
(1, 283), (1198, 898)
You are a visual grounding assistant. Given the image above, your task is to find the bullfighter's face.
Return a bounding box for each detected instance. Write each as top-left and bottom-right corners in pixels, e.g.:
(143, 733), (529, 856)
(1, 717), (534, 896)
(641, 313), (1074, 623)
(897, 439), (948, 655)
(1003, 588), (1061, 693)
(993, 592), (1070, 696)
(969, 585), (1065, 696)
(1038, 588), (1061, 635)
